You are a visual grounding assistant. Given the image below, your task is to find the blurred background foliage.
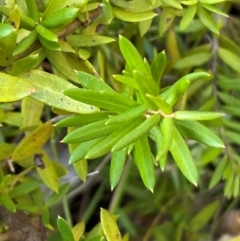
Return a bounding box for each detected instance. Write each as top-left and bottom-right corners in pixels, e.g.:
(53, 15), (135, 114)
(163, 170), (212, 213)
(1, 0), (240, 241)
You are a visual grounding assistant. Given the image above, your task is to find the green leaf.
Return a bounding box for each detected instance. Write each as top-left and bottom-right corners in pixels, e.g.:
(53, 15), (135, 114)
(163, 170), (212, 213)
(160, 78), (190, 106)
(101, 208), (122, 241)
(119, 35), (148, 74)
(1, 193), (16, 212)
(224, 172), (234, 198)
(175, 120), (225, 148)
(25, 0), (39, 22)
(69, 138), (104, 163)
(217, 75), (240, 91)
(73, 159), (88, 182)
(162, 0), (182, 9)
(102, 0), (114, 23)
(180, 4), (197, 30)
(189, 201), (219, 231)
(20, 70), (97, 113)
(218, 48), (240, 74)
(113, 7), (157, 22)
(36, 24), (58, 42)
(57, 216), (75, 241)
(174, 111), (223, 120)
(173, 52), (211, 69)
(9, 178), (42, 198)
(42, 7), (79, 28)
(157, 117), (173, 161)
(150, 51), (166, 87)
(45, 183), (71, 207)
(66, 35), (115, 47)
(12, 122), (54, 161)
(233, 176), (239, 197)
(0, 72), (35, 102)
(202, 4), (228, 17)
(113, 75), (138, 89)
(170, 126), (198, 185)
(62, 119), (117, 143)
(133, 69), (158, 96)
(86, 118), (145, 159)
(74, 71), (113, 91)
(158, 9), (175, 36)
(197, 3), (219, 34)
(146, 94), (172, 114)
(56, 112), (111, 127)
(110, 149), (128, 190)
(112, 114), (160, 152)
(64, 89), (137, 112)
(13, 30), (38, 55)
(39, 35), (60, 50)
(105, 104), (148, 125)
(133, 134), (155, 192)
(209, 156), (228, 188)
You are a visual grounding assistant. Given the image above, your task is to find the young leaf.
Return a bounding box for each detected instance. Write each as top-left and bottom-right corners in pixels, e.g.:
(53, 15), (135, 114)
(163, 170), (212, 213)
(119, 35), (148, 74)
(133, 134), (155, 192)
(157, 117), (173, 161)
(110, 149), (128, 190)
(0, 72), (35, 102)
(175, 120), (225, 148)
(20, 70), (97, 113)
(57, 216), (75, 241)
(170, 126), (198, 185)
(36, 24), (58, 42)
(100, 208), (122, 241)
(64, 89), (138, 112)
(12, 122), (54, 161)
(112, 114), (160, 152)
(150, 51), (166, 87)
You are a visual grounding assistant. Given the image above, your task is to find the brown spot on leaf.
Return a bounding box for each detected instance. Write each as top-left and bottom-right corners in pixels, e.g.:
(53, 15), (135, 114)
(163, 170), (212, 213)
(34, 153), (45, 169)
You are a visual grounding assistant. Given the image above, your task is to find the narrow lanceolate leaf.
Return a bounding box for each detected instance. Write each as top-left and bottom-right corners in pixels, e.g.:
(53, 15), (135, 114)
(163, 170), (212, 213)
(180, 4), (197, 30)
(174, 111), (223, 120)
(72, 222), (85, 241)
(0, 72), (35, 102)
(119, 35), (148, 74)
(55, 112), (110, 127)
(209, 156), (227, 188)
(69, 138), (104, 163)
(62, 119), (117, 143)
(12, 122), (54, 161)
(66, 35), (115, 47)
(157, 117), (173, 161)
(36, 25), (58, 42)
(170, 126), (198, 185)
(20, 70), (96, 113)
(218, 48), (240, 74)
(175, 120), (225, 148)
(110, 149), (128, 190)
(86, 118), (145, 159)
(133, 134), (155, 192)
(100, 208), (122, 241)
(74, 71), (113, 91)
(150, 51), (166, 87)
(57, 216), (75, 241)
(197, 3), (219, 34)
(146, 94), (172, 114)
(64, 89), (137, 112)
(106, 104), (148, 125)
(112, 114), (160, 152)
(1, 193), (16, 212)
(160, 78), (190, 106)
